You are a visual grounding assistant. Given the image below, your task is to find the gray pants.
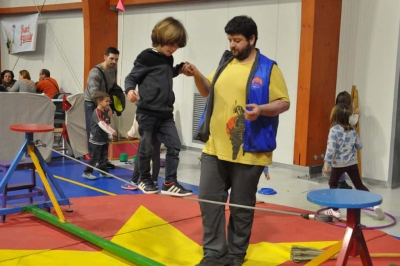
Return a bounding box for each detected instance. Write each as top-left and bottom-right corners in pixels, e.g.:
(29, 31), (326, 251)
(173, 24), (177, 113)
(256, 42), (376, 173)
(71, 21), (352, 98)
(131, 140), (161, 183)
(84, 143), (109, 173)
(198, 153), (264, 263)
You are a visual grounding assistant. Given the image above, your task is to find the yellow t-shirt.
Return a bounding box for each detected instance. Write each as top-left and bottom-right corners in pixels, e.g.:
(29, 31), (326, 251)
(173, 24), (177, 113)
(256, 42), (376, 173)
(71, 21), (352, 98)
(203, 59), (289, 166)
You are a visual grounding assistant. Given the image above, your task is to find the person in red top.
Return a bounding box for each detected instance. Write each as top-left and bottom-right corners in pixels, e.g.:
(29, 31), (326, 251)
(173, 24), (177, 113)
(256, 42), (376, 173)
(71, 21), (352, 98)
(36, 69), (60, 98)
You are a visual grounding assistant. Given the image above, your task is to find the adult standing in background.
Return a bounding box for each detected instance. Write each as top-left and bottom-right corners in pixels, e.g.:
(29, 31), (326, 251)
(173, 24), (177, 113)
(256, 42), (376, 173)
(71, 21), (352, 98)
(36, 69), (60, 99)
(1, 70), (16, 90)
(84, 47), (119, 166)
(185, 16), (290, 266)
(9, 70), (36, 93)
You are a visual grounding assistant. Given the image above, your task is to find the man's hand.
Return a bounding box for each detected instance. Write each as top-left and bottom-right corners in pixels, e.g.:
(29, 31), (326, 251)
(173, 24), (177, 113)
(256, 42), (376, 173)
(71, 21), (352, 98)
(127, 90), (139, 103)
(182, 62), (196, 77)
(244, 104), (261, 121)
(126, 134), (134, 140)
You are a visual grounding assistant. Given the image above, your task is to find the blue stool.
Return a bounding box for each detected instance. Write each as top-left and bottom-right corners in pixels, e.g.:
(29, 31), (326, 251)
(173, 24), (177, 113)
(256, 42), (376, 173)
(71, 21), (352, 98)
(306, 189), (382, 266)
(0, 124), (70, 223)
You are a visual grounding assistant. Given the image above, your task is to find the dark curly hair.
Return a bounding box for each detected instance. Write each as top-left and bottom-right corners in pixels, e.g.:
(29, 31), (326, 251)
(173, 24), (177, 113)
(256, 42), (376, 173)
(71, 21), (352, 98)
(1, 70), (14, 80)
(225, 16), (258, 46)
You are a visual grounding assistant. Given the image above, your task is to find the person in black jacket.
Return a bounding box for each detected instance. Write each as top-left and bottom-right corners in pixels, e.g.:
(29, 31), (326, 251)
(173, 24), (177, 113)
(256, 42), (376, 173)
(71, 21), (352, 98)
(124, 16), (192, 196)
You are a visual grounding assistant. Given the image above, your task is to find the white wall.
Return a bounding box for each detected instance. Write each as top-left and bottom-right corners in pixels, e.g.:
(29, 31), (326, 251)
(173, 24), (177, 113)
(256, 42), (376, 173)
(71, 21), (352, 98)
(118, 0), (301, 165)
(337, 0), (400, 182)
(0, 11), (84, 94)
(3, 0), (400, 184)
(0, 0), (80, 7)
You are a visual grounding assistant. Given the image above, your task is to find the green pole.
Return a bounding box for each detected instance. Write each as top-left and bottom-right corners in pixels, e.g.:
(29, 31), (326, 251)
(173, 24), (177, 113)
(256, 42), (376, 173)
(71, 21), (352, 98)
(23, 206), (163, 266)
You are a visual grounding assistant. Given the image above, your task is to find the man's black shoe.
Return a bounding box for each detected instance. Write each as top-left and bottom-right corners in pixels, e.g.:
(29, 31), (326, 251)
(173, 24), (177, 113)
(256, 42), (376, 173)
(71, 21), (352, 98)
(107, 162), (115, 169)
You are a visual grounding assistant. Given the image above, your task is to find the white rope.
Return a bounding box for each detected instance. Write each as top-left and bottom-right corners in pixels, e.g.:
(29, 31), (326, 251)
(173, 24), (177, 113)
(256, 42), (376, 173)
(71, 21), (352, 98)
(32, 0), (83, 91)
(11, 55), (21, 73)
(119, 11), (125, 86)
(183, 197), (337, 223)
(36, 139), (336, 224)
(35, 140), (132, 185)
(184, 197), (304, 216)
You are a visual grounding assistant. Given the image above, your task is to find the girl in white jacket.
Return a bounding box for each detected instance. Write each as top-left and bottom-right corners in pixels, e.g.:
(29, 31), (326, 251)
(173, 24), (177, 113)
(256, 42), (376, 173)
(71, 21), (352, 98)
(334, 91), (360, 189)
(323, 104), (384, 220)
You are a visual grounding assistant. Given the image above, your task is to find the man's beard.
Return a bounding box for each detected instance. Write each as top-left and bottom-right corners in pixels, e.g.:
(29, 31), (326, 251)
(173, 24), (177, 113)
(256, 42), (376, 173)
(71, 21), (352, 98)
(231, 43), (252, 60)
(107, 62), (116, 68)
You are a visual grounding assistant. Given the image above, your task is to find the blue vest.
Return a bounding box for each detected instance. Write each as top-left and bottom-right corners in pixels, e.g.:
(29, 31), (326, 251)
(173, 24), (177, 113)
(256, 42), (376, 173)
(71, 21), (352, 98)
(243, 53), (279, 152)
(194, 50), (279, 153)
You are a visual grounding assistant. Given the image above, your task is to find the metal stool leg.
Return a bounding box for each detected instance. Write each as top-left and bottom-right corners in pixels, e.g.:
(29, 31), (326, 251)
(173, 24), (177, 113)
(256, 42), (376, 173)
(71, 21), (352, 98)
(2, 188), (7, 223)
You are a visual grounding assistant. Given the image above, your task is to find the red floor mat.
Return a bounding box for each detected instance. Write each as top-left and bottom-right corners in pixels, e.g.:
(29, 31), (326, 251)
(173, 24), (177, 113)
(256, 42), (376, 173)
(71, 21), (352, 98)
(0, 194), (399, 265)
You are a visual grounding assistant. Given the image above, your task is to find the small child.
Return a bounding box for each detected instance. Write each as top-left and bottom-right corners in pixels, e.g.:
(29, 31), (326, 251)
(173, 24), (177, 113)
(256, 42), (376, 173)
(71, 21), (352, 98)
(124, 17), (192, 196)
(82, 91), (117, 180)
(323, 103), (384, 220)
(334, 91), (360, 189)
(122, 117), (161, 190)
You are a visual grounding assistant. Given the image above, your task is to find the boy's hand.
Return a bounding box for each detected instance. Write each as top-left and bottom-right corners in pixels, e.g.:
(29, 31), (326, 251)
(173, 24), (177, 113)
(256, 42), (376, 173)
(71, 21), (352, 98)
(112, 131), (117, 137)
(182, 62), (196, 76)
(127, 90), (139, 103)
(126, 134), (134, 140)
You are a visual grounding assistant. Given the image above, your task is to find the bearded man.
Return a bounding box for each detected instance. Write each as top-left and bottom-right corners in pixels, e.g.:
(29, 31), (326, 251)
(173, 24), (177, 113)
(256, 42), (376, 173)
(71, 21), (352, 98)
(184, 15), (290, 266)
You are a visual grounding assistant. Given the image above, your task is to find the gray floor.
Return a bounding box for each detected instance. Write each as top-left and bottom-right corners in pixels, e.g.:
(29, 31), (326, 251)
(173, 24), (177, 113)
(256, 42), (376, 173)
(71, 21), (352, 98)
(155, 149), (400, 238)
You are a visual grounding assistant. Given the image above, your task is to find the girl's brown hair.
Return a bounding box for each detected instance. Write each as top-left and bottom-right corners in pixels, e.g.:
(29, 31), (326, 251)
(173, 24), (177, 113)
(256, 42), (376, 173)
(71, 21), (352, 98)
(335, 91), (352, 107)
(151, 17), (187, 48)
(330, 103), (353, 131)
(19, 70), (31, 80)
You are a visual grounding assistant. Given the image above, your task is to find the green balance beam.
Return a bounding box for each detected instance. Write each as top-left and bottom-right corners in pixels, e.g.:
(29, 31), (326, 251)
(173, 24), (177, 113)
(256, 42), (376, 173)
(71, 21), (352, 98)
(23, 206), (163, 266)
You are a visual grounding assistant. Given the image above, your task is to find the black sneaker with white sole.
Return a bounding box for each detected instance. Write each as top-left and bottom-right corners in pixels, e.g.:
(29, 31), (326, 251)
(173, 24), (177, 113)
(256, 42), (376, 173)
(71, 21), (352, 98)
(161, 182), (193, 197)
(138, 181), (158, 194)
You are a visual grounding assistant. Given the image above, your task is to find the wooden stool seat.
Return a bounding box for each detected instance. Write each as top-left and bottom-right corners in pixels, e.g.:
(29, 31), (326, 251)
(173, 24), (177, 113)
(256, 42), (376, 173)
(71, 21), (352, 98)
(54, 128), (63, 134)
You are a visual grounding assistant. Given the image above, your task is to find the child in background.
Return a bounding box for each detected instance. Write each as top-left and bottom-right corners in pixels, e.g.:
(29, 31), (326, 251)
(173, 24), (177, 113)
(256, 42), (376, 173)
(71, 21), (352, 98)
(334, 91), (360, 189)
(122, 117), (161, 190)
(323, 103), (384, 220)
(82, 91), (117, 180)
(125, 17), (192, 196)
(263, 166), (270, 180)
